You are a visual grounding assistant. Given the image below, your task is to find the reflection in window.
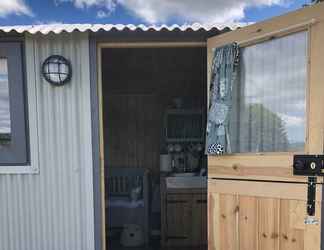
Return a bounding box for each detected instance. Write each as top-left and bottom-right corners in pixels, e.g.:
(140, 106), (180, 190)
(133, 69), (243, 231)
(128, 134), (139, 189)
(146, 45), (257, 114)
(0, 58), (11, 140)
(229, 31), (307, 153)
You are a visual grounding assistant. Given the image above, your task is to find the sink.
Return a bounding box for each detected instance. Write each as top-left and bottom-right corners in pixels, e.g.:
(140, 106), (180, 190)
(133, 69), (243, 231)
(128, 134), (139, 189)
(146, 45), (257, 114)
(171, 172), (196, 177)
(166, 176), (207, 189)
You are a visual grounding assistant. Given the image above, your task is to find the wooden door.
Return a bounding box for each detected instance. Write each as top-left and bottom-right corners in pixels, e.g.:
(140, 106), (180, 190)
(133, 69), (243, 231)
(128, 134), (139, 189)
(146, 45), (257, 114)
(166, 194), (192, 246)
(208, 180), (322, 250)
(192, 193), (208, 246)
(207, 3), (324, 250)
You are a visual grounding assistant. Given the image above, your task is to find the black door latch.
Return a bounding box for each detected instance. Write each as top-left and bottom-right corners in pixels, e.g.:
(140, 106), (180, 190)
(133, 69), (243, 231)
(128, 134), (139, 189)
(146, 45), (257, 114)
(293, 155), (323, 216)
(293, 155), (324, 176)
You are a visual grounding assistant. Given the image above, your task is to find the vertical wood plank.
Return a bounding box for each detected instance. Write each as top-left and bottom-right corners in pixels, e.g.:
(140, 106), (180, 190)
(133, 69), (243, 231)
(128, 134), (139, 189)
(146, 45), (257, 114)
(279, 199), (304, 250)
(219, 194), (239, 250)
(307, 15), (324, 154)
(191, 193), (208, 246)
(208, 192), (220, 250)
(128, 96), (135, 166)
(191, 194), (201, 245)
(239, 196), (257, 250)
(257, 198), (280, 250)
(201, 193), (208, 245)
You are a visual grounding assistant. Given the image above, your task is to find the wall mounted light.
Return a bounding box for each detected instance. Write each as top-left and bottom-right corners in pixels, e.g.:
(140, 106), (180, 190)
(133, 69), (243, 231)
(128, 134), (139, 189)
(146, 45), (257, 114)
(42, 55), (72, 86)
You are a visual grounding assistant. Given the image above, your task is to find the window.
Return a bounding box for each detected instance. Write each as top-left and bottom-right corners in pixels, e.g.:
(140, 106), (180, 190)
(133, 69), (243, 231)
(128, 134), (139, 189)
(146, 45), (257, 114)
(0, 59), (11, 140)
(229, 31), (307, 153)
(0, 43), (29, 165)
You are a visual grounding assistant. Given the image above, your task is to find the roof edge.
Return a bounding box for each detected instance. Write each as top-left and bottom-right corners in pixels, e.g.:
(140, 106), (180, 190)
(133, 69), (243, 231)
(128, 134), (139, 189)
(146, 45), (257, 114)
(0, 23), (243, 35)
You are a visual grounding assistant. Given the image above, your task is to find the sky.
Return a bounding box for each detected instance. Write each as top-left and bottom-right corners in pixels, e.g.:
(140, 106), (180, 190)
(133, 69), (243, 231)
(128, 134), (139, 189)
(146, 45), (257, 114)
(0, 0), (315, 26)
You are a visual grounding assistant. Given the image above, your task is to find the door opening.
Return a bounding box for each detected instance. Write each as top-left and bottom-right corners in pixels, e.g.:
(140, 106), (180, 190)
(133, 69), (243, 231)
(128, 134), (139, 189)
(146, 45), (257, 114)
(99, 44), (208, 250)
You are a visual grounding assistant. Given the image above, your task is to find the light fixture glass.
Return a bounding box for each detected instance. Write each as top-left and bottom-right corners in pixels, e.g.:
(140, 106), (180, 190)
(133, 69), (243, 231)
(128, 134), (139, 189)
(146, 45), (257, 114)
(42, 55), (72, 86)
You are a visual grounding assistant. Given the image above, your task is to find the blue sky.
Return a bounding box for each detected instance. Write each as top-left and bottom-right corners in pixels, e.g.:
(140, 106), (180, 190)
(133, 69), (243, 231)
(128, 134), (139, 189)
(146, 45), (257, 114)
(0, 0), (313, 26)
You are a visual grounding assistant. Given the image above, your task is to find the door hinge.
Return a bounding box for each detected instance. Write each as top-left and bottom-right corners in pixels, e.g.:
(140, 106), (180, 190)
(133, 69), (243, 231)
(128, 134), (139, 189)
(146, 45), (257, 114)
(307, 176), (316, 216)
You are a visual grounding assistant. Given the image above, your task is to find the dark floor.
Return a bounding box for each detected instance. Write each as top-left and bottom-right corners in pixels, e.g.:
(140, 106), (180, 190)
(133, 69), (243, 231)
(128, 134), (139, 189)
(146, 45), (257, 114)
(108, 239), (207, 250)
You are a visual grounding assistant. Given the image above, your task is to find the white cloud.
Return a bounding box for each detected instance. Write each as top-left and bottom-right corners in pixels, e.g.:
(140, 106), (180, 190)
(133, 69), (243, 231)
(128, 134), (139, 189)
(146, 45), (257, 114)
(97, 10), (110, 18)
(33, 20), (63, 25)
(59, 0), (117, 13)
(279, 113), (304, 127)
(75, 0), (116, 11)
(119, 0), (292, 23)
(0, 0), (33, 17)
(57, 0), (291, 23)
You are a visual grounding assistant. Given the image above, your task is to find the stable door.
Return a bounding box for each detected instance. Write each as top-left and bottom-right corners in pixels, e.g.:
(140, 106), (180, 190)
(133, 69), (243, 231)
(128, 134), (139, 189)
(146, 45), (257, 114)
(206, 3), (324, 250)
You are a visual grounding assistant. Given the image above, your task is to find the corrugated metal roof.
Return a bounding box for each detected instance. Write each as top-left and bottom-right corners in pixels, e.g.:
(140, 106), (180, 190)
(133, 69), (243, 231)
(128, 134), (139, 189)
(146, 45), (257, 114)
(0, 23), (240, 35)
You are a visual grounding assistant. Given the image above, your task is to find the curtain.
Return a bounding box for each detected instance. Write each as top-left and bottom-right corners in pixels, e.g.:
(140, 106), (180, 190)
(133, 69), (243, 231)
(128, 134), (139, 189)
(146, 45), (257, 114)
(205, 43), (240, 155)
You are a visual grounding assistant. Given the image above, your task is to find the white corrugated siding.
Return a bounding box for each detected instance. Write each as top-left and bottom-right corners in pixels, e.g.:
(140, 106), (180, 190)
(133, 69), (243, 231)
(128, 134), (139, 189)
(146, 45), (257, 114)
(0, 23), (240, 34)
(0, 32), (94, 250)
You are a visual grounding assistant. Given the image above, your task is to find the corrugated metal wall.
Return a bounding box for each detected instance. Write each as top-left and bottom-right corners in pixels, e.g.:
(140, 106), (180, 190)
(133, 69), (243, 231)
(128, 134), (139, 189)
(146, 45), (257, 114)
(0, 32), (95, 250)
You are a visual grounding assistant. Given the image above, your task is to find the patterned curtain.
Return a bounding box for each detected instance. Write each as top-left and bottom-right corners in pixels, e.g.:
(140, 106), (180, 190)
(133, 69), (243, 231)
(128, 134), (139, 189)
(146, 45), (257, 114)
(206, 43), (240, 155)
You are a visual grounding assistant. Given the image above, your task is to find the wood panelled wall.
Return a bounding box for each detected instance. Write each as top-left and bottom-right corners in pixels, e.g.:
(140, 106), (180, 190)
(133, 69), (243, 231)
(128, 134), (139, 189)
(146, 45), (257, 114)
(102, 47), (206, 178)
(103, 94), (161, 177)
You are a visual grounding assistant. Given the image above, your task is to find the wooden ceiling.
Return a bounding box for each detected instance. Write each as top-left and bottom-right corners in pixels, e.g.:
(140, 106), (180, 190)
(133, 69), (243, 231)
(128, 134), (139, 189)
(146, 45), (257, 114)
(101, 47), (206, 99)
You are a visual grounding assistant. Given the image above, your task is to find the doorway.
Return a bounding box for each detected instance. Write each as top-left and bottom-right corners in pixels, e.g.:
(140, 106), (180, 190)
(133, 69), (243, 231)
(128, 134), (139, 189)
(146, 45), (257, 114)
(98, 44), (208, 250)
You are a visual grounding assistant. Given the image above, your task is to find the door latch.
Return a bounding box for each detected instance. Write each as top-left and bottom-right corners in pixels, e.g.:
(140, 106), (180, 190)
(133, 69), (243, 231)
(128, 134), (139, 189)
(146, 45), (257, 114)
(293, 155), (323, 217)
(293, 155), (324, 176)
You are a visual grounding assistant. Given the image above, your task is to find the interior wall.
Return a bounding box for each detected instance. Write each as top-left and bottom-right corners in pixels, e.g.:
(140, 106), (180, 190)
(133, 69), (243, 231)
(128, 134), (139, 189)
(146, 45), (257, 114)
(104, 94), (161, 177)
(102, 47), (206, 179)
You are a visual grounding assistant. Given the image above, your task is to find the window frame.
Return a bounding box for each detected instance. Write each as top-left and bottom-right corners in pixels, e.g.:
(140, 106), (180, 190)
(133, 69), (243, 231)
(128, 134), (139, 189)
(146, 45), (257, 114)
(0, 42), (29, 166)
(0, 41), (39, 174)
(207, 13), (324, 183)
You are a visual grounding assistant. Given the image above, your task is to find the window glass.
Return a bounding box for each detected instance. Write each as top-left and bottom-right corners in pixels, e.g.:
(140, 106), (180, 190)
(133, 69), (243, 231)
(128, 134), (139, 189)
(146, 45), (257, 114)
(0, 58), (10, 141)
(0, 43), (29, 166)
(229, 31), (307, 153)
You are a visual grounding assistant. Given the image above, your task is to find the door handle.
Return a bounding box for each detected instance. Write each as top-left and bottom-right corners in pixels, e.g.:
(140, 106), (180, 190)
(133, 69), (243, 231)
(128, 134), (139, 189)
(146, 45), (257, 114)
(167, 200), (188, 204)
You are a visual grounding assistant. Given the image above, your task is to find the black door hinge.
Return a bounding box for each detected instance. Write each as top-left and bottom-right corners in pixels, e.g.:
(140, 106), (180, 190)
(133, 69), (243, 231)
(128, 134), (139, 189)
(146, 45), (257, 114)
(307, 176), (317, 216)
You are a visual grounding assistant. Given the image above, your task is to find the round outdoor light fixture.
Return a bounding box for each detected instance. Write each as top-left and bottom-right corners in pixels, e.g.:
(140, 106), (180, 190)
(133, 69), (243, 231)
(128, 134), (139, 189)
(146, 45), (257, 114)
(42, 55), (72, 86)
